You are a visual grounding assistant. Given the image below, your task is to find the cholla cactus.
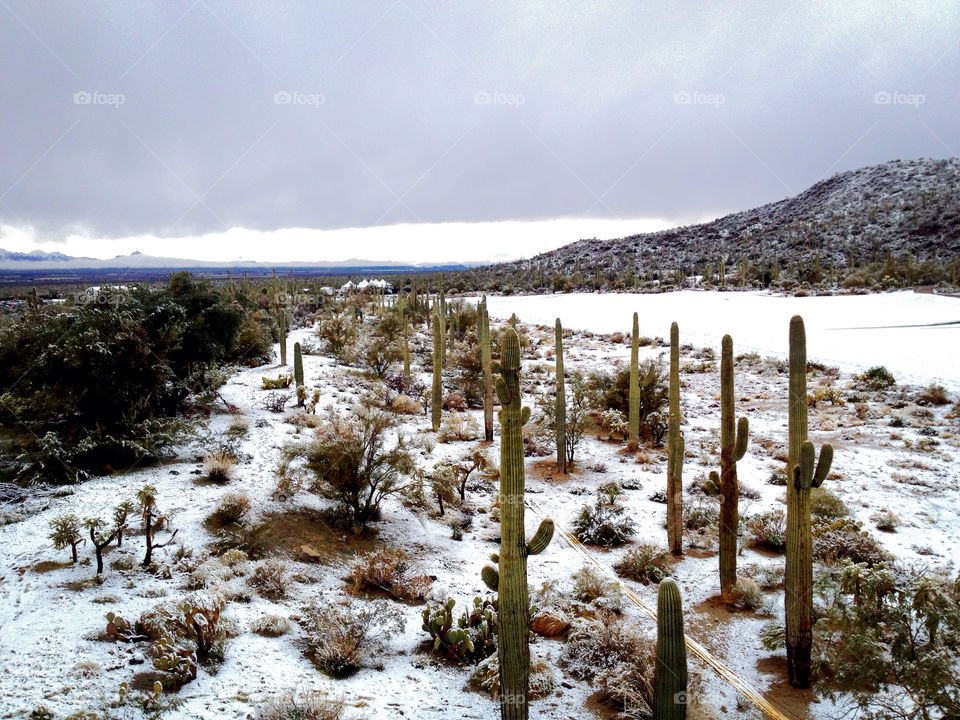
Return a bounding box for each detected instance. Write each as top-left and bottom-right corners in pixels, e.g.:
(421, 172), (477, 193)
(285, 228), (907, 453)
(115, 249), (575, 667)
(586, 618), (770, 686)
(138, 484), (179, 568)
(85, 517), (117, 575)
(49, 513), (82, 563)
(112, 500), (135, 548)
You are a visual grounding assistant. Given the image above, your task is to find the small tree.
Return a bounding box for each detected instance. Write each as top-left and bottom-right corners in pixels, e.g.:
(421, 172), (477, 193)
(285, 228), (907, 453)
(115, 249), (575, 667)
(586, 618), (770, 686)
(137, 484), (179, 567)
(49, 513), (82, 563)
(301, 407), (415, 530)
(84, 518), (117, 575)
(537, 371), (591, 466)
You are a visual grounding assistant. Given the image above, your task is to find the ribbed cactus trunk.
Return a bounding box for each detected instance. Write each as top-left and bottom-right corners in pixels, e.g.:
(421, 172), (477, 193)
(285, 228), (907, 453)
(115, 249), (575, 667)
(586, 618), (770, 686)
(273, 271), (287, 366)
(480, 297), (494, 441)
(432, 310), (442, 432)
(667, 322), (684, 556)
(785, 315), (833, 688)
(403, 321), (410, 376)
(628, 312), (640, 451)
(654, 577), (688, 720)
(555, 318), (567, 473)
(439, 289), (447, 359)
(717, 334), (748, 602)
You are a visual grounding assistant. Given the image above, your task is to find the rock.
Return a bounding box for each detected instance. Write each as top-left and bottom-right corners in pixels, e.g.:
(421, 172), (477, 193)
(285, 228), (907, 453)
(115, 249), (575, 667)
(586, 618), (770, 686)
(298, 544), (322, 562)
(531, 612), (570, 637)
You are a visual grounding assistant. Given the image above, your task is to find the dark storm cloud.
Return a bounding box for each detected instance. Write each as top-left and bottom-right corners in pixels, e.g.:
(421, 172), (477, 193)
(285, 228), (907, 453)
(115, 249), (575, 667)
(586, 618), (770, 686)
(1, 1), (958, 244)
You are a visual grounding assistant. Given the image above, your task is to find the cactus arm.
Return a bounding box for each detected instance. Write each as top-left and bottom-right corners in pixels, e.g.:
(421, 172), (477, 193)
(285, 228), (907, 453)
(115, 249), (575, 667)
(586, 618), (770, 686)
(812, 443), (833, 488)
(527, 518), (554, 555)
(481, 565), (499, 591)
(733, 416), (749, 461)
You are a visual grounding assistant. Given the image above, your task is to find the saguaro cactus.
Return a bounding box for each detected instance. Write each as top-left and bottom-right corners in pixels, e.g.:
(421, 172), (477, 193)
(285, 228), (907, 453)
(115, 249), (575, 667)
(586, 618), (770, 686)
(555, 318), (567, 473)
(654, 577), (688, 720)
(715, 334), (749, 602)
(786, 315), (833, 688)
(628, 312), (640, 450)
(480, 328), (554, 720)
(273, 270), (287, 365)
(480, 297), (494, 441)
(293, 342), (304, 387)
(667, 322), (684, 556)
(432, 309), (442, 432)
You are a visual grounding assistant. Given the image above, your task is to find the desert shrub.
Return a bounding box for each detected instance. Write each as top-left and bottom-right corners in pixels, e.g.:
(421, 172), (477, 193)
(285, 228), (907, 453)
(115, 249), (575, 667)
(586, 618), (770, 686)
(889, 414), (907, 428)
(316, 312), (357, 362)
(300, 600), (405, 677)
(767, 468), (788, 485)
(872, 509), (900, 532)
(249, 560), (291, 600)
(347, 547), (431, 601)
(469, 653), (554, 700)
(262, 391), (291, 413)
(562, 611), (657, 718)
(210, 493), (250, 525)
(226, 416), (250, 437)
(0, 274), (259, 483)
(250, 614), (291, 637)
(855, 365), (896, 391)
(296, 406), (414, 530)
(451, 341), (484, 407)
(684, 501), (719, 531)
(437, 413), (480, 442)
(442, 391), (468, 412)
(256, 690), (343, 720)
(572, 565), (615, 603)
(614, 544), (671, 584)
(583, 361), (667, 439)
(363, 337), (400, 379)
(729, 578), (766, 612)
(536, 370), (592, 464)
(810, 488), (849, 520)
(918, 383), (950, 406)
(815, 563), (960, 719)
(572, 499), (635, 546)
(814, 518), (892, 566)
(391, 394), (421, 415)
(745, 509), (787, 552)
(599, 408), (629, 441)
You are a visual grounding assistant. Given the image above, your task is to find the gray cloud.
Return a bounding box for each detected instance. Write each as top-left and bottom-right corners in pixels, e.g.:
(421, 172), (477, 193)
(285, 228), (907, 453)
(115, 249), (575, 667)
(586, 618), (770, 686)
(1, 1), (958, 251)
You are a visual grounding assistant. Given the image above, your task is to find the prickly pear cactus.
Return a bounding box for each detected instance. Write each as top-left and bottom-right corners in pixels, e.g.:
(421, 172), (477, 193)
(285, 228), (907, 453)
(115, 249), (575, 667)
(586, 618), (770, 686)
(785, 315), (833, 688)
(480, 328), (553, 720)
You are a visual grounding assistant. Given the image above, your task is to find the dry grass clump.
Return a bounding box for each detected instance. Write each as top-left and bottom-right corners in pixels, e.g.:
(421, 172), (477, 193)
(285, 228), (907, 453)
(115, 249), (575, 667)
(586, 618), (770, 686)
(250, 614), (291, 637)
(210, 493), (251, 525)
(256, 690), (343, 720)
(300, 600), (405, 677)
(203, 451), (237, 483)
(613, 543), (672, 585)
(347, 547), (432, 602)
(391, 394), (422, 415)
(249, 560), (291, 600)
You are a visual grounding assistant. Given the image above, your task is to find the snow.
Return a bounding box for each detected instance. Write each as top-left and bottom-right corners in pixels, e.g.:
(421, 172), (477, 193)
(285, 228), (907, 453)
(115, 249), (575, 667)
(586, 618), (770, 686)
(481, 290), (960, 390)
(0, 292), (957, 720)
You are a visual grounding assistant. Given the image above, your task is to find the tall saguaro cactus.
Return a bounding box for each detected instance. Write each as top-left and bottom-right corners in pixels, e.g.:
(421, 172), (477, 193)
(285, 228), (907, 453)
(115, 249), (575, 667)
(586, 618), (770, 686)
(273, 271), (287, 365)
(654, 577), (688, 720)
(667, 322), (684, 556)
(555, 318), (567, 473)
(786, 315), (833, 688)
(480, 297), (494, 441)
(628, 312), (640, 450)
(481, 328), (554, 720)
(432, 309), (442, 432)
(714, 334), (749, 602)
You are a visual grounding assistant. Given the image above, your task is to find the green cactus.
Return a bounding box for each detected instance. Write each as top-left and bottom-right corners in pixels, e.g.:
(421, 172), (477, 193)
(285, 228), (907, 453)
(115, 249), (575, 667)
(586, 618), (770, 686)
(480, 328), (553, 720)
(480, 296), (494, 441)
(273, 270), (287, 366)
(654, 577), (688, 720)
(48, 513), (82, 563)
(717, 334), (749, 601)
(403, 315), (411, 377)
(439, 288), (447, 359)
(786, 315), (833, 688)
(422, 596), (497, 661)
(628, 312), (640, 450)
(293, 341), (304, 385)
(555, 318), (567, 473)
(432, 309), (443, 432)
(667, 322), (684, 556)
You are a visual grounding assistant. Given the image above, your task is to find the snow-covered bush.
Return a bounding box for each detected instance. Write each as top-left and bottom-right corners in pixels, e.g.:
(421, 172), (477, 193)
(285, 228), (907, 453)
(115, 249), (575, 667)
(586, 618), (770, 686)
(256, 691), (343, 720)
(348, 547), (431, 601)
(249, 560), (291, 599)
(572, 498), (635, 546)
(210, 492), (250, 525)
(48, 513), (82, 563)
(250, 614), (291, 637)
(745, 509), (787, 552)
(300, 600), (405, 677)
(613, 543), (672, 585)
(469, 653), (554, 699)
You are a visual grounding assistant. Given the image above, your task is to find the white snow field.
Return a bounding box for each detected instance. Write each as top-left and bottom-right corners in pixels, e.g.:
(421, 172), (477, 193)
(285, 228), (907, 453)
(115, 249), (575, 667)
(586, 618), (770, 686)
(482, 290), (960, 390)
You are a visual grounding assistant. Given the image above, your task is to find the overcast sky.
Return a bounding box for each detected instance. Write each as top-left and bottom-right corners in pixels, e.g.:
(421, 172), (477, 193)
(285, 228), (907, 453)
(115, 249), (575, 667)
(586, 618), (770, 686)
(1, 1), (958, 263)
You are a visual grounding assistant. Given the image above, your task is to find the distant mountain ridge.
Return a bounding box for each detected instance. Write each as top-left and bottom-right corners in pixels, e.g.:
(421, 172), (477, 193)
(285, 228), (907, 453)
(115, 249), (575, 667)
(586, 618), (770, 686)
(478, 157), (960, 284)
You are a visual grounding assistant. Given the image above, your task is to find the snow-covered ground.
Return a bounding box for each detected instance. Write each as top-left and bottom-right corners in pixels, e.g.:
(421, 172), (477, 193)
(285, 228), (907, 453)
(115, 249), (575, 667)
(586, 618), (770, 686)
(482, 291), (960, 390)
(0, 292), (957, 720)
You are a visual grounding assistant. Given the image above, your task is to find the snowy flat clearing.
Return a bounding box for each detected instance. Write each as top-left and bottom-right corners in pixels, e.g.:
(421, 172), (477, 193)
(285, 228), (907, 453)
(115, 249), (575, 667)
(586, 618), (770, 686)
(0, 295), (957, 720)
(482, 291), (960, 390)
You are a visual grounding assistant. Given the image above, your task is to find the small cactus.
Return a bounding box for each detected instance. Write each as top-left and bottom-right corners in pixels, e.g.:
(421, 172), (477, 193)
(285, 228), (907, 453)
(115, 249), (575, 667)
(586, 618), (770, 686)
(654, 577), (688, 720)
(48, 513), (82, 563)
(293, 342), (304, 389)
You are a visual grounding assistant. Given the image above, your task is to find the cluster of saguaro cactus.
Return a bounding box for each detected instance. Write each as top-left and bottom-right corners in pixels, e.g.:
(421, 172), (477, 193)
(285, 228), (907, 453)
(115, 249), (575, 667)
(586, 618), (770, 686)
(432, 309), (443, 432)
(654, 577), (688, 720)
(628, 312), (640, 450)
(713, 334), (749, 602)
(479, 296), (494, 441)
(555, 318), (567, 473)
(785, 315), (833, 688)
(480, 328), (554, 720)
(667, 322), (684, 556)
